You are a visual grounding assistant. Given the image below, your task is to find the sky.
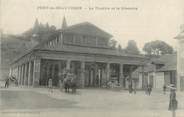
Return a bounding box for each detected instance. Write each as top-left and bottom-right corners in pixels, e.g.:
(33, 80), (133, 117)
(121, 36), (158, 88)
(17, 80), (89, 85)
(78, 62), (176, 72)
(1, 0), (184, 51)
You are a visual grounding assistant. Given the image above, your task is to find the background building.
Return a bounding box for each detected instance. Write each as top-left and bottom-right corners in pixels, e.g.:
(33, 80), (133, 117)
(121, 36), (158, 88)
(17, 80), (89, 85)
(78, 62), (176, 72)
(132, 54), (177, 90)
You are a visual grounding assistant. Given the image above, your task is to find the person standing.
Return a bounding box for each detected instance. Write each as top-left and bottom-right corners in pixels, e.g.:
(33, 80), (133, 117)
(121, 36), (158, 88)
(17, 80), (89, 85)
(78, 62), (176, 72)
(128, 82), (133, 94)
(133, 81), (137, 94)
(148, 84), (152, 95)
(48, 78), (53, 93)
(163, 84), (167, 94)
(145, 84), (148, 95)
(5, 77), (9, 88)
(168, 85), (177, 117)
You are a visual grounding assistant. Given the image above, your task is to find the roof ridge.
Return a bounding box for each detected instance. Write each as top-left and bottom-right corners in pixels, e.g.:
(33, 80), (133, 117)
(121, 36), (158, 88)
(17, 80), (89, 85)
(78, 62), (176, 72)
(63, 21), (112, 38)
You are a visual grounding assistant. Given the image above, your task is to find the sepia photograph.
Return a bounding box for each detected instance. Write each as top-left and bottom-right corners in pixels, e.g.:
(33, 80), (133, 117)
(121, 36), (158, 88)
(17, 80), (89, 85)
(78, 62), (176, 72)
(0, 0), (184, 117)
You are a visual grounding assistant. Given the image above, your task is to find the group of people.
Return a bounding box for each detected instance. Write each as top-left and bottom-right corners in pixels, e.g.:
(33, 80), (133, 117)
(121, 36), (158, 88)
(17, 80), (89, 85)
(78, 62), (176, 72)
(3, 76), (19, 88)
(145, 84), (152, 95)
(128, 84), (136, 94)
(47, 72), (77, 93)
(107, 80), (120, 88)
(127, 81), (137, 94)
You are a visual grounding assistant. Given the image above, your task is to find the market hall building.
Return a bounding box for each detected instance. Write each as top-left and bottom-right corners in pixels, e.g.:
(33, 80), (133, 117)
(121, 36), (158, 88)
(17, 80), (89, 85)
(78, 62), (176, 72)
(10, 18), (146, 88)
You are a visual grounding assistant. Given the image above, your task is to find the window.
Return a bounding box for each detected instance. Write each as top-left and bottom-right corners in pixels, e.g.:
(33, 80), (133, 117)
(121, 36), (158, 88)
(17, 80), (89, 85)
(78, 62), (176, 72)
(97, 38), (108, 47)
(82, 36), (87, 45)
(75, 35), (82, 45)
(63, 34), (74, 44)
(86, 36), (96, 46)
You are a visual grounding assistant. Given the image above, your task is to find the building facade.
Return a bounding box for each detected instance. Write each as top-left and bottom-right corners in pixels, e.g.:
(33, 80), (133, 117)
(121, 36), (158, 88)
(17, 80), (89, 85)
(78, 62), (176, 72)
(10, 19), (146, 88)
(132, 54), (177, 90)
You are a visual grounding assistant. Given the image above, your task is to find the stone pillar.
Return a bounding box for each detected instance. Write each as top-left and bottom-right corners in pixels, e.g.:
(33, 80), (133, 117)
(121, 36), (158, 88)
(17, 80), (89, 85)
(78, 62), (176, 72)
(19, 65), (22, 85)
(129, 66), (133, 86)
(33, 59), (41, 87)
(80, 61), (85, 88)
(106, 63), (110, 82)
(119, 64), (124, 87)
(138, 66), (143, 89)
(9, 68), (12, 77)
(46, 63), (50, 84)
(58, 61), (62, 78)
(22, 64), (25, 85)
(181, 77), (184, 91)
(52, 63), (55, 79)
(16, 65), (19, 82)
(141, 65), (145, 89)
(13, 67), (15, 76)
(14, 67), (16, 76)
(24, 63), (28, 86)
(15, 67), (17, 78)
(17, 66), (20, 85)
(177, 75), (181, 91)
(28, 61), (32, 86)
(26, 63), (29, 86)
(66, 60), (71, 72)
(17, 66), (19, 85)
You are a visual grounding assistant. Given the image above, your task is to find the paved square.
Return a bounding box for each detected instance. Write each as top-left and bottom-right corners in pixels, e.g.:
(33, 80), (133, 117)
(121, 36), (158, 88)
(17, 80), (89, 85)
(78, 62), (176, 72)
(0, 90), (77, 110)
(0, 87), (184, 117)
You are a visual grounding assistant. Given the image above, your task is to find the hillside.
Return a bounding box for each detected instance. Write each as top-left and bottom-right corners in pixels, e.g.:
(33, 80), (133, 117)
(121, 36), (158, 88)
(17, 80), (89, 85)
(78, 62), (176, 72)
(1, 34), (30, 80)
(0, 19), (57, 80)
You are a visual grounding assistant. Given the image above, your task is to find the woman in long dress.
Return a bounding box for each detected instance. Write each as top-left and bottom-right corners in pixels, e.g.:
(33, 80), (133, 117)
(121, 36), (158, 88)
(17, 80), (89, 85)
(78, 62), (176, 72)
(168, 88), (177, 111)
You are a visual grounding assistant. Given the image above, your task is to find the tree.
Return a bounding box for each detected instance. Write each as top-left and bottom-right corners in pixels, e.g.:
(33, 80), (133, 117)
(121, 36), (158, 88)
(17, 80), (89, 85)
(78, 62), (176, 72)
(23, 19), (57, 42)
(143, 40), (173, 56)
(125, 40), (140, 54)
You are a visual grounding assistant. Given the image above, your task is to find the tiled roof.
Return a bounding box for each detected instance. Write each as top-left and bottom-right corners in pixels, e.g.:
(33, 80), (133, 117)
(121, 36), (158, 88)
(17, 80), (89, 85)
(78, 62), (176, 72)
(12, 22), (146, 64)
(132, 63), (155, 74)
(41, 43), (145, 58)
(34, 22), (145, 58)
(132, 54), (177, 75)
(156, 54), (177, 71)
(63, 22), (112, 38)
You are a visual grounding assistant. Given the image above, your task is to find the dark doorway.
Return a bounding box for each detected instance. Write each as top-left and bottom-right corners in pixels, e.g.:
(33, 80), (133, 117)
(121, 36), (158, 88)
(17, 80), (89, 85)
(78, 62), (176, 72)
(53, 64), (59, 86)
